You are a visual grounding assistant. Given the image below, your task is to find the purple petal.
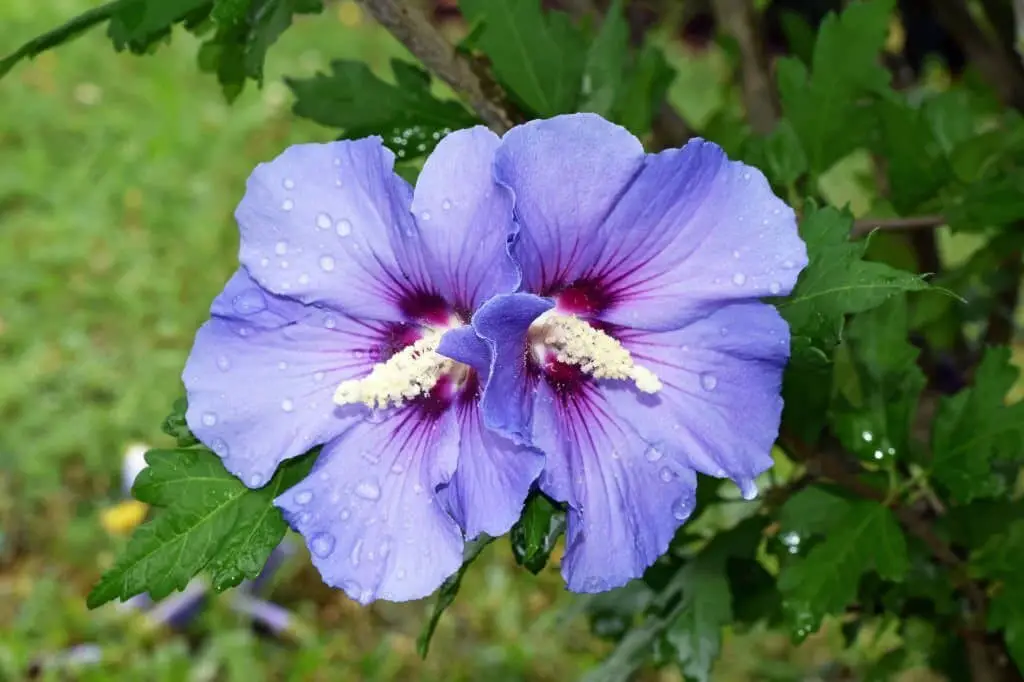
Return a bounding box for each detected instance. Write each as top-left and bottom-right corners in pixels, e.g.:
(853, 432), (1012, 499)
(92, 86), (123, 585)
(494, 114), (645, 293)
(436, 325), (491, 376)
(469, 293), (554, 445)
(440, 405), (544, 539)
(183, 269), (388, 487)
(236, 138), (434, 320)
(591, 140), (807, 330)
(275, 410), (463, 604)
(532, 383), (698, 592)
(411, 127), (518, 312)
(604, 302), (789, 492)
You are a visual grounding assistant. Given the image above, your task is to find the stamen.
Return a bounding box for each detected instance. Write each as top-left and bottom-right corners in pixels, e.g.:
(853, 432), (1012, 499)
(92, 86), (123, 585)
(334, 330), (453, 409)
(533, 313), (662, 393)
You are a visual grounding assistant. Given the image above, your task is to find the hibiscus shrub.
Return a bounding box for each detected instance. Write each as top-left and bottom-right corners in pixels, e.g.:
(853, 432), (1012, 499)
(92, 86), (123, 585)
(6, 0), (1024, 680)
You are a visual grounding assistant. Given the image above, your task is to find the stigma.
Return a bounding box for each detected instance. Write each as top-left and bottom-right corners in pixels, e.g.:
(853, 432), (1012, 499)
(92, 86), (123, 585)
(334, 330), (453, 409)
(531, 312), (662, 393)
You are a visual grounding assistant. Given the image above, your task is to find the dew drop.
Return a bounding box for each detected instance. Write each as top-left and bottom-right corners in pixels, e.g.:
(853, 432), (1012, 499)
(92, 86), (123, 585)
(316, 212), (332, 230)
(413, 483), (424, 495)
(340, 509), (351, 521)
(211, 438), (229, 456)
(768, 281), (782, 294)
(249, 473), (264, 487)
(335, 219), (352, 237)
(295, 490), (313, 505)
(323, 315), (337, 329)
(390, 462), (405, 474)
(298, 273), (310, 285)
(672, 492), (695, 520)
(659, 467), (675, 483)
(298, 512), (312, 524)
(350, 539), (363, 566)
(355, 479), (381, 500)
(420, 211), (431, 221)
(861, 430), (874, 443)
(216, 355), (230, 371)
(236, 326), (250, 337)
(358, 589), (373, 605)
(742, 172), (751, 181)
(310, 532), (335, 558)
(442, 199), (452, 210)
(281, 198), (294, 211)
(644, 446), (664, 463)
(732, 272), (747, 286)
(732, 250), (741, 259)
(275, 241), (288, 256)
(232, 288), (267, 315)
(379, 540), (391, 559)
(700, 373), (718, 391)
(279, 260), (289, 269)
(782, 259), (796, 269)
(396, 569), (407, 580)
(281, 398), (294, 412)
(314, 371), (325, 382)
(201, 412), (217, 427)
(259, 257), (269, 267)
(319, 255), (336, 272)
(739, 479), (758, 501)
(277, 361), (288, 371)
(283, 178), (295, 190)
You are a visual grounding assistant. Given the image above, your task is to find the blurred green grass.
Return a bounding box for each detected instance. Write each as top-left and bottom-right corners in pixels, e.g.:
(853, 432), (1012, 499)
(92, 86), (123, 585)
(0, 2), (953, 680)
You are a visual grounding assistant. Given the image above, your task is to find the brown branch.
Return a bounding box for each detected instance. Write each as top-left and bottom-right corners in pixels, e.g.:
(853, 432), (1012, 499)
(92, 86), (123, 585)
(357, 0), (516, 133)
(850, 214), (947, 237)
(710, 0), (778, 134)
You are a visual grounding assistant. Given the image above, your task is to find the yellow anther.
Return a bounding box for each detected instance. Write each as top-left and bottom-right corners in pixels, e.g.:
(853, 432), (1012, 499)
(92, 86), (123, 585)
(534, 313), (662, 393)
(334, 330), (453, 410)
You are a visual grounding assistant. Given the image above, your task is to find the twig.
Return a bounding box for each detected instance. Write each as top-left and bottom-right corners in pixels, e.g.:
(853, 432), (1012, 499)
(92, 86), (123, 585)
(357, 0), (516, 133)
(710, 0), (778, 134)
(850, 214), (947, 237)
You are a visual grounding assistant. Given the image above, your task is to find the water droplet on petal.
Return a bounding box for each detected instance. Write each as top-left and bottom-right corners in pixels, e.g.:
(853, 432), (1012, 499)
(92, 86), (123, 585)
(298, 273), (310, 285)
(212, 438), (229, 456)
(202, 412), (217, 427)
(295, 490), (313, 505)
(232, 288), (267, 315)
(644, 446), (663, 462)
(283, 178), (295, 190)
(396, 569), (406, 580)
(413, 483), (424, 495)
(659, 467), (675, 483)
(768, 281), (781, 294)
(390, 462), (404, 474)
(355, 479), (381, 500)
(672, 492), (695, 520)
(281, 398), (294, 412)
(323, 315), (337, 329)
(442, 199), (452, 210)
(273, 241), (287, 256)
(340, 509), (350, 521)
(732, 250), (741, 259)
(335, 219), (352, 237)
(249, 473), (264, 487)
(314, 371), (325, 382)
(350, 539), (363, 566)
(420, 211), (431, 221)
(782, 259), (796, 269)
(732, 272), (747, 286)
(319, 255), (336, 272)
(216, 356), (230, 371)
(281, 199), (294, 211)
(358, 589), (373, 605)
(311, 532), (335, 557)
(316, 212), (332, 230)
(379, 540), (391, 558)
(277, 361), (288, 371)
(259, 257), (269, 267)
(700, 373), (718, 391)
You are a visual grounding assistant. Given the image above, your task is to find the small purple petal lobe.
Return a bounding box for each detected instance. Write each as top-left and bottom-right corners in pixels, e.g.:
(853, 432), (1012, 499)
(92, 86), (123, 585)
(411, 127), (518, 313)
(436, 325), (491, 377)
(236, 137), (433, 321)
(184, 269), (383, 487)
(275, 410), (463, 604)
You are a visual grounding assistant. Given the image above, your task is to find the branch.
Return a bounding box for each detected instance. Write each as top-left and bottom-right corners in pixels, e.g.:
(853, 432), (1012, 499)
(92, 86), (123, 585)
(850, 214), (947, 237)
(357, 0), (516, 133)
(710, 0), (778, 134)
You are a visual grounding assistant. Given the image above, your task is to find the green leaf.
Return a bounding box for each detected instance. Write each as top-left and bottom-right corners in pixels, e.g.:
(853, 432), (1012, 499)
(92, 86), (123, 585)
(665, 557), (731, 682)
(160, 397), (198, 447)
(288, 59), (477, 160)
(831, 295), (926, 462)
(946, 170), (1024, 231)
(988, 583), (1024, 674)
(875, 99), (951, 214)
(580, 0), (629, 117)
(417, 536), (494, 658)
(745, 119), (808, 188)
(781, 336), (833, 444)
(611, 43), (675, 137)
(778, 485), (852, 537)
(931, 347), (1024, 502)
(200, 0), (323, 99)
(776, 205), (928, 346)
(87, 448), (313, 608)
(974, 521), (1024, 672)
(510, 493), (565, 574)
(460, 0), (587, 116)
(0, 1), (123, 80)
(776, 0), (894, 173)
(107, 0), (213, 53)
(946, 500), (1024, 549)
(779, 500), (908, 639)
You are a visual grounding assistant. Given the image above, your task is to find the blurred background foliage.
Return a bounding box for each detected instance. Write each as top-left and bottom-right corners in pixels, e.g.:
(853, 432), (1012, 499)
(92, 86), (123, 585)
(2, 0), (1023, 680)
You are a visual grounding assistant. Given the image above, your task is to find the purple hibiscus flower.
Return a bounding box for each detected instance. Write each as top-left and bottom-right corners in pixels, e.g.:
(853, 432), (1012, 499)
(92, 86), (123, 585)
(448, 114), (808, 592)
(182, 129), (543, 604)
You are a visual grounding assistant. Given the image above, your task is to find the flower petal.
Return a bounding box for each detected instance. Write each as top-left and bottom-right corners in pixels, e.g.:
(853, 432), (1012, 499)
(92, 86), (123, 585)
(494, 114), (645, 293)
(411, 127), (518, 312)
(591, 139), (807, 330)
(183, 269), (392, 487)
(236, 137), (434, 320)
(531, 382), (698, 592)
(603, 302), (789, 492)
(469, 293), (554, 444)
(441, 405), (544, 539)
(275, 409), (463, 604)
